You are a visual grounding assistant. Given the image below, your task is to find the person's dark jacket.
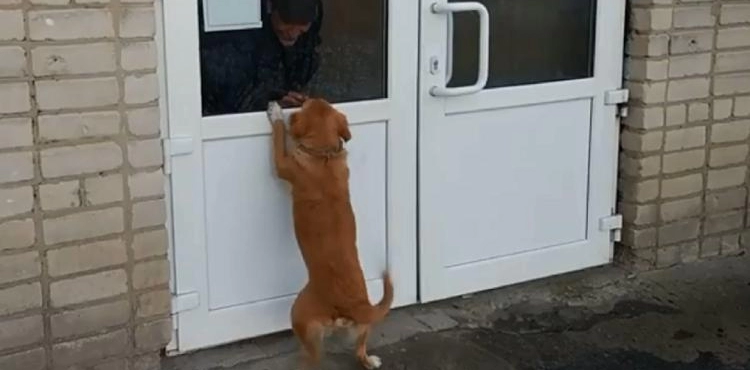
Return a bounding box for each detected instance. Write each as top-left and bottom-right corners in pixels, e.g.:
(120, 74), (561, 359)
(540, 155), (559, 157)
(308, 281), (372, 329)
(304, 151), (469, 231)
(198, 0), (322, 116)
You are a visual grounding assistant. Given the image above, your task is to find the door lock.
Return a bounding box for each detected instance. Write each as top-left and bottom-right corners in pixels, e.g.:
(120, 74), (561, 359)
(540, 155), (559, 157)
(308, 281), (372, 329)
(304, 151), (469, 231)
(429, 56), (440, 75)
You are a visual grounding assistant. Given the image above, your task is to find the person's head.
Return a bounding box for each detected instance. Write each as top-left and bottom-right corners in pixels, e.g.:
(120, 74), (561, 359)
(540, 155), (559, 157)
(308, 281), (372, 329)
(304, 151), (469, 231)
(269, 0), (318, 47)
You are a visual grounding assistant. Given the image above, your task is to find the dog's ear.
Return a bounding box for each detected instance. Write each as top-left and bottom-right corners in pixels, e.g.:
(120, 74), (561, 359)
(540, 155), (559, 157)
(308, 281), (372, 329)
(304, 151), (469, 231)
(337, 113), (352, 142)
(289, 112), (307, 139)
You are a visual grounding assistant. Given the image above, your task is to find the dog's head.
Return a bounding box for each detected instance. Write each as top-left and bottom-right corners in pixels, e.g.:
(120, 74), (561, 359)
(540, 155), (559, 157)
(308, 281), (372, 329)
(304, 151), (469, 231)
(289, 98), (351, 149)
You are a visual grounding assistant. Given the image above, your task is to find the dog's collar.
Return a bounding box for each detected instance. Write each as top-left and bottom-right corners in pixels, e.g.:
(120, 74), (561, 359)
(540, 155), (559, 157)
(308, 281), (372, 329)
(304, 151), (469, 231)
(295, 140), (346, 160)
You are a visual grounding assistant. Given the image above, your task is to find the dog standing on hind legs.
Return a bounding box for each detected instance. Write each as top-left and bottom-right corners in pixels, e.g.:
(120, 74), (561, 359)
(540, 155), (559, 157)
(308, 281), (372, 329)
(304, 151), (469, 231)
(266, 100), (394, 369)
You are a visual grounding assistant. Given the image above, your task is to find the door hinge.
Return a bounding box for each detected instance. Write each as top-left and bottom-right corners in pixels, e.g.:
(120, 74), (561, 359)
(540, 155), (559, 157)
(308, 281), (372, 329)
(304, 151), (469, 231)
(171, 292), (199, 314)
(599, 214), (623, 243)
(604, 88), (629, 118)
(162, 137), (194, 175)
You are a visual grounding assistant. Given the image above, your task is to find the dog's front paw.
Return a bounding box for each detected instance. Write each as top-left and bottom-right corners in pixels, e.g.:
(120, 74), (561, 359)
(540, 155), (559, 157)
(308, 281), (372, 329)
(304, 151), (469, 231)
(363, 355), (382, 369)
(267, 101), (284, 124)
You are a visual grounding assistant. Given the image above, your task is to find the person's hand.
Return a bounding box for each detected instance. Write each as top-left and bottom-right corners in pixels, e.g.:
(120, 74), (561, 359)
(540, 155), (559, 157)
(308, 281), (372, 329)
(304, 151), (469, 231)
(280, 91), (307, 107)
(267, 101), (284, 125)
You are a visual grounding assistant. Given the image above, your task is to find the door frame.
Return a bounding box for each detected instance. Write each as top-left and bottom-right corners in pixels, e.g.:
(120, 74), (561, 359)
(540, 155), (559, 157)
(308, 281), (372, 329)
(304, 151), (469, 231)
(417, 0), (626, 302)
(161, 0), (419, 353)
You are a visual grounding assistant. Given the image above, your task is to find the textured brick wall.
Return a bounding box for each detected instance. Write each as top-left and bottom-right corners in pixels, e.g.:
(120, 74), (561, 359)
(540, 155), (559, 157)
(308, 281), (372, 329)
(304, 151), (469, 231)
(620, 0), (750, 269)
(0, 1), (171, 369)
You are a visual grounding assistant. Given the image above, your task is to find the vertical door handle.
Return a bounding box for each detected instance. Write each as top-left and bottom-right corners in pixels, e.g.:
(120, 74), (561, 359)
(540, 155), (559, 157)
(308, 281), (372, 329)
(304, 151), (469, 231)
(430, 1), (490, 97)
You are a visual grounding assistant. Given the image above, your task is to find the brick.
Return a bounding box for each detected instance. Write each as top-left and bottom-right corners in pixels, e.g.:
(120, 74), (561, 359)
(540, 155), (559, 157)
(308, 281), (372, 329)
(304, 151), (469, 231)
(132, 228), (168, 260)
(622, 227), (657, 249)
(705, 211), (744, 235)
(688, 103), (709, 122)
(716, 51), (750, 73)
(627, 81), (667, 104)
(135, 319), (171, 350)
(44, 207), (124, 245)
(0, 152), (33, 184)
(701, 237), (721, 257)
(619, 154), (661, 177)
(621, 130), (662, 152)
(132, 199), (166, 229)
(670, 30), (713, 55)
(0, 219), (35, 251)
(0, 10), (24, 41)
(30, 0), (69, 4)
(628, 33), (670, 57)
(0, 82), (31, 114)
(623, 106), (664, 129)
(669, 53), (711, 78)
(31, 43), (116, 76)
(41, 142), (122, 178)
(0, 118), (33, 150)
(709, 145), (748, 168)
(133, 259), (169, 290)
(628, 248), (656, 269)
(38, 111), (121, 142)
(0, 282), (41, 316)
(662, 173), (703, 198)
(714, 99), (733, 120)
(707, 187), (747, 213)
(131, 353), (160, 370)
(708, 166), (747, 190)
(0, 348), (45, 370)
(0, 186), (33, 218)
(128, 139), (163, 168)
(666, 104), (687, 126)
(36, 77), (119, 110)
(656, 245), (681, 268)
(736, 96), (750, 117)
(720, 233), (742, 255)
(84, 175), (124, 206)
(630, 8), (672, 31)
(717, 27), (750, 49)
(619, 202), (658, 226)
(122, 41), (157, 71)
(658, 218), (700, 245)
(664, 126), (705, 151)
(94, 358), (128, 370)
(137, 289), (170, 318)
(711, 120), (750, 143)
(125, 73), (159, 104)
(120, 8), (156, 38)
(0, 315), (44, 352)
(127, 106), (160, 136)
(680, 241), (700, 263)
(40, 181), (80, 211)
(130, 170), (164, 199)
(715, 73), (750, 96)
(50, 269), (127, 307)
(667, 78), (710, 102)
(662, 149), (705, 174)
(51, 300), (130, 339)
(0, 252), (40, 285)
(47, 239), (127, 277)
(619, 179), (659, 202)
(52, 329), (128, 368)
(660, 197), (702, 222)
(0, 46), (26, 77)
(721, 4), (750, 25)
(673, 6), (715, 29)
(29, 9), (114, 40)
(626, 58), (668, 81)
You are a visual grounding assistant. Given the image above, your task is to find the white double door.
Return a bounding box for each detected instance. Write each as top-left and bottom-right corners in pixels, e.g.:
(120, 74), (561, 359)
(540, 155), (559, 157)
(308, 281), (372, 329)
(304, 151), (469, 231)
(163, 0), (624, 353)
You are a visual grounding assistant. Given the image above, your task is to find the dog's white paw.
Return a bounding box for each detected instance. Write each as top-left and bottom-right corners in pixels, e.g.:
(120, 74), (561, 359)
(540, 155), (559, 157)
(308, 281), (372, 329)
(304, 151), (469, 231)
(267, 101), (283, 123)
(364, 355), (382, 369)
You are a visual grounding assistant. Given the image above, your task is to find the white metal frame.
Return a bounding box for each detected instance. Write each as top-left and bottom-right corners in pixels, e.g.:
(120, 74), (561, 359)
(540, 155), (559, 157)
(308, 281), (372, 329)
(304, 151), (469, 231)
(417, 0), (626, 302)
(161, 0), (419, 353)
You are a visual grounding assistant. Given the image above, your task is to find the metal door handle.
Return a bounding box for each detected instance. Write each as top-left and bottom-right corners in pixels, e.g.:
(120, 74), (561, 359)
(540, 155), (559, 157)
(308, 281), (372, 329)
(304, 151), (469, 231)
(430, 1), (490, 97)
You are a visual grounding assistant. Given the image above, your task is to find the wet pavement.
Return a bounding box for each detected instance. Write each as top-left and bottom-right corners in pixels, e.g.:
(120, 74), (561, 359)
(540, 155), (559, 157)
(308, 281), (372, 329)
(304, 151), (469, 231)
(163, 254), (750, 370)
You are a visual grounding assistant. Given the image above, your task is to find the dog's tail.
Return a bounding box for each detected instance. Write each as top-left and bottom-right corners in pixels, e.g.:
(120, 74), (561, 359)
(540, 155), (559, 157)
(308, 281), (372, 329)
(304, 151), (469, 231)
(350, 271), (394, 324)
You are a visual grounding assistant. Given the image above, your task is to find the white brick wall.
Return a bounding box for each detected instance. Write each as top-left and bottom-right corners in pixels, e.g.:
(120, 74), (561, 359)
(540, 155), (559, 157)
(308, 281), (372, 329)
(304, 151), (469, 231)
(621, 0), (750, 269)
(0, 2), (169, 368)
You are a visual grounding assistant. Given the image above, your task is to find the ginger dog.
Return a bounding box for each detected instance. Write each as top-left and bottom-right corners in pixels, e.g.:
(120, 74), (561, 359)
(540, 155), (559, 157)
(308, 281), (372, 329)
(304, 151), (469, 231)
(267, 100), (393, 369)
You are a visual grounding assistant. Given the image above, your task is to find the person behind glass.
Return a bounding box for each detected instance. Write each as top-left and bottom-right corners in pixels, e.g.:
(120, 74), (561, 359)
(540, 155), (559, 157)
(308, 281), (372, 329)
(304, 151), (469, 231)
(199, 0), (322, 116)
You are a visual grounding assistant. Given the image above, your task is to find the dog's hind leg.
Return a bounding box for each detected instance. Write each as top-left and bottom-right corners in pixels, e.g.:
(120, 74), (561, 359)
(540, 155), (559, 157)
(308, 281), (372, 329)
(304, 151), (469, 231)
(292, 320), (324, 368)
(354, 324), (381, 369)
